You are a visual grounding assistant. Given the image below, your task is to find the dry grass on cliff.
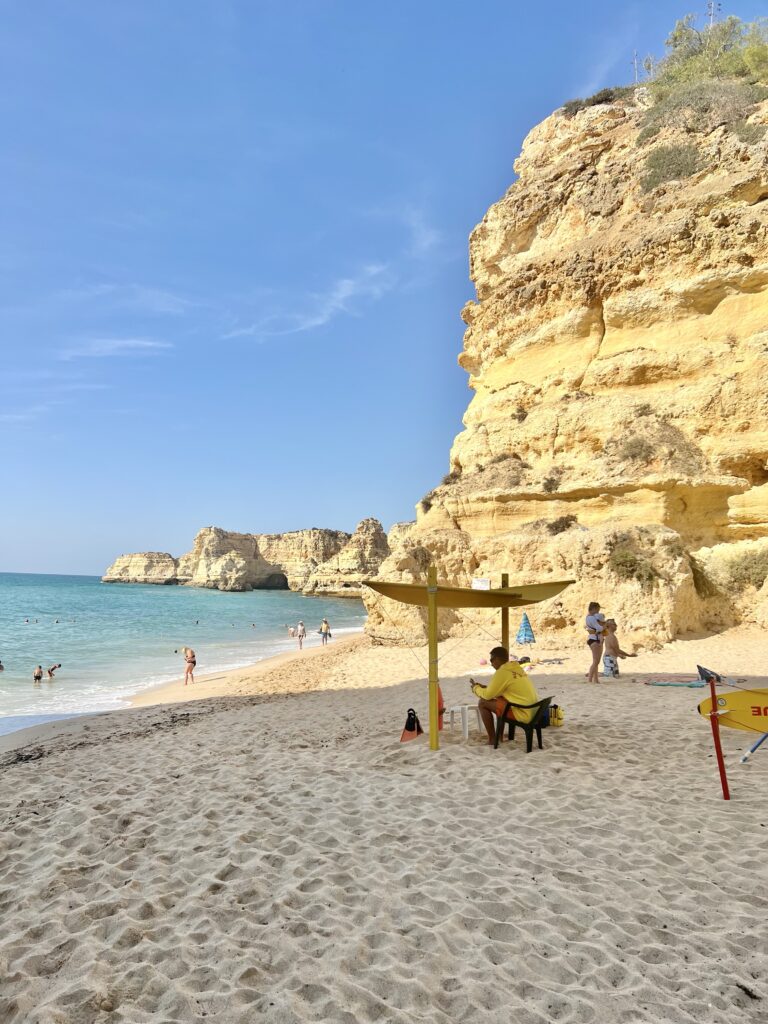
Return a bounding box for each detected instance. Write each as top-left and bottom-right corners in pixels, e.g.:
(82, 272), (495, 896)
(641, 142), (702, 192)
(721, 549), (768, 591)
(608, 545), (659, 590)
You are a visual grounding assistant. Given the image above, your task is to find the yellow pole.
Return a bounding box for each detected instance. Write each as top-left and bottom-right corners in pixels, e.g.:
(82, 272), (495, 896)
(500, 572), (509, 652)
(427, 564), (440, 751)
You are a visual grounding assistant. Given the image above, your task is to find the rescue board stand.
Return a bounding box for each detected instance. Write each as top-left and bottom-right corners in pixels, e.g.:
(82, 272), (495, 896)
(699, 666), (730, 801)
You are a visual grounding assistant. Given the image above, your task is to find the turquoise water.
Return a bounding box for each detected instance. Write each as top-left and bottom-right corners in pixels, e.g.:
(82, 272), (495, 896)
(0, 573), (366, 737)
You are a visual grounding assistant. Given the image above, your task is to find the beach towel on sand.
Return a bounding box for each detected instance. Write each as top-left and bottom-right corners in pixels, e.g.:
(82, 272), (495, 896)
(644, 676), (706, 687)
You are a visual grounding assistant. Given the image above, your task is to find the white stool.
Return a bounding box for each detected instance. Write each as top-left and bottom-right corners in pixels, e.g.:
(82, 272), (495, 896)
(448, 704), (483, 740)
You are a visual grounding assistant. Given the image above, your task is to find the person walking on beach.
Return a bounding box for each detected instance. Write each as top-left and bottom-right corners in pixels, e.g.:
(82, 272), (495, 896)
(296, 621), (306, 650)
(319, 618), (331, 645)
(182, 647), (196, 685)
(602, 620), (636, 678)
(33, 665), (43, 684)
(47, 663), (62, 679)
(585, 601), (605, 683)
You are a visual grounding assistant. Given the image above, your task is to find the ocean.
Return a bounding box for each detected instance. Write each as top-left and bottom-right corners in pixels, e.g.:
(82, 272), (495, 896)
(0, 573), (366, 738)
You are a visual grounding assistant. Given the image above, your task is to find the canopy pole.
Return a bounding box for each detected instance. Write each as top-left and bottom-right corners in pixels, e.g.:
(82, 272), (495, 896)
(427, 564), (439, 751)
(500, 573), (509, 651)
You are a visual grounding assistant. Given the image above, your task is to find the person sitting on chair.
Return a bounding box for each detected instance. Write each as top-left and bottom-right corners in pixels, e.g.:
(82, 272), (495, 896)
(469, 646), (540, 745)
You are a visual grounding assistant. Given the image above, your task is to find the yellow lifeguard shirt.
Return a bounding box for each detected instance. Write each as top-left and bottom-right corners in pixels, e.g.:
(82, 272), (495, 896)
(472, 662), (539, 723)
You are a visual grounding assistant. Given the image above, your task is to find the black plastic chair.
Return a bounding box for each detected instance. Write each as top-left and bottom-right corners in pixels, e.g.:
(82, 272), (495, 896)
(494, 697), (553, 753)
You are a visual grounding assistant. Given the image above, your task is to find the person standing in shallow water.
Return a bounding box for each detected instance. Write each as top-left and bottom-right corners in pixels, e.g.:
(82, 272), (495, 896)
(585, 601), (605, 683)
(33, 666), (43, 684)
(296, 622), (306, 650)
(319, 618), (331, 645)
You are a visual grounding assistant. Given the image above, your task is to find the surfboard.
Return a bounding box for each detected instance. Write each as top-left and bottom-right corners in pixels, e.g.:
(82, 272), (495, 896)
(697, 687), (768, 733)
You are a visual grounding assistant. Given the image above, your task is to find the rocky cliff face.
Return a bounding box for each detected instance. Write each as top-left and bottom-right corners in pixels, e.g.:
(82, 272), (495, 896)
(304, 518), (390, 596)
(102, 552), (179, 585)
(257, 529), (350, 592)
(103, 522), (387, 595)
(175, 528), (290, 592)
(365, 94), (768, 647)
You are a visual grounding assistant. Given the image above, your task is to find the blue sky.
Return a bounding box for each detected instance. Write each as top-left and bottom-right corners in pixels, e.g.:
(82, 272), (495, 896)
(2, 1), (764, 574)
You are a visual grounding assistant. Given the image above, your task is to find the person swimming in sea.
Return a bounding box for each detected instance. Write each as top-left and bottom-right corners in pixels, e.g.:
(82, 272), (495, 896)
(47, 663), (62, 679)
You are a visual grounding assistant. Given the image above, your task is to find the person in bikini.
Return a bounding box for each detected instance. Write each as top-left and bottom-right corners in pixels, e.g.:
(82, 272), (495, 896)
(183, 647), (196, 685)
(47, 663), (62, 678)
(585, 601), (605, 683)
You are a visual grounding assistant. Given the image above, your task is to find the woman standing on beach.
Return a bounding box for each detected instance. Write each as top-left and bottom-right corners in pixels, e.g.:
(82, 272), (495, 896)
(319, 618), (331, 645)
(296, 621), (306, 650)
(585, 601), (605, 683)
(183, 647), (196, 686)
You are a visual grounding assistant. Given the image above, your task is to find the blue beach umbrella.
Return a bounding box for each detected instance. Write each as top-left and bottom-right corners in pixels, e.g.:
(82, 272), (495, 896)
(515, 612), (535, 645)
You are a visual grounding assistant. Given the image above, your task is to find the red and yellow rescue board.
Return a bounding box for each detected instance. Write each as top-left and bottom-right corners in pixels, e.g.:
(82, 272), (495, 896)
(364, 579), (574, 609)
(698, 687), (768, 733)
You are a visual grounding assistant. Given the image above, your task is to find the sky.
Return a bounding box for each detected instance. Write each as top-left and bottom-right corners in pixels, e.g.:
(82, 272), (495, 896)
(1, 1), (765, 574)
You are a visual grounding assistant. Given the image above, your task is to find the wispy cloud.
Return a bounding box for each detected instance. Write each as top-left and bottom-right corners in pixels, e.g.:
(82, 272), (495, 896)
(573, 15), (640, 98)
(0, 404), (53, 424)
(59, 338), (172, 361)
(224, 263), (393, 339)
(56, 283), (193, 315)
(361, 202), (442, 259)
(402, 206), (441, 258)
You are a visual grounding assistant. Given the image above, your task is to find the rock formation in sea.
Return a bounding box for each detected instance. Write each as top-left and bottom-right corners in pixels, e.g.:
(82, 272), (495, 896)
(102, 521), (388, 595)
(364, 89), (768, 647)
(101, 552), (179, 585)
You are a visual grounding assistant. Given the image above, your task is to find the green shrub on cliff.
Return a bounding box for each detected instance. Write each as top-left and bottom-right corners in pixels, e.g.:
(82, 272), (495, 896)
(733, 119), (767, 144)
(652, 15), (768, 95)
(608, 547), (658, 589)
(562, 14), (768, 150)
(562, 85), (637, 117)
(641, 143), (701, 191)
(723, 549), (768, 590)
(637, 79), (768, 144)
(546, 515), (577, 535)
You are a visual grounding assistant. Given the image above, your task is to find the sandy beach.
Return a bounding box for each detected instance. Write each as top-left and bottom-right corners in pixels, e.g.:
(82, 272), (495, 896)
(1, 629), (766, 1023)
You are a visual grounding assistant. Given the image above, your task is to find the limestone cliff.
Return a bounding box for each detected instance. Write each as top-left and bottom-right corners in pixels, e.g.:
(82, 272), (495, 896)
(102, 552), (179, 585)
(365, 92), (768, 647)
(102, 522), (387, 594)
(256, 528), (350, 591)
(304, 518), (390, 597)
(175, 528), (289, 592)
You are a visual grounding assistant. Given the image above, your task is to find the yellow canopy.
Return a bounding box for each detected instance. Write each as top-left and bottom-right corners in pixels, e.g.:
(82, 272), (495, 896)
(364, 578), (574, 609)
